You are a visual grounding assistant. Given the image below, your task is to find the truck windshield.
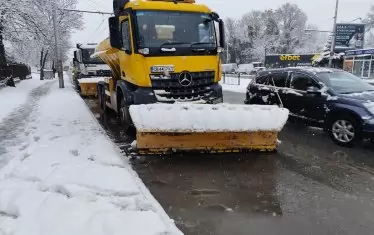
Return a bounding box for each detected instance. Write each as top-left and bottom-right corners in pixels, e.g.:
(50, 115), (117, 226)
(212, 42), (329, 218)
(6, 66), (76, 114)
(81, 49), (105, 64)
(134, 11), (217, 54)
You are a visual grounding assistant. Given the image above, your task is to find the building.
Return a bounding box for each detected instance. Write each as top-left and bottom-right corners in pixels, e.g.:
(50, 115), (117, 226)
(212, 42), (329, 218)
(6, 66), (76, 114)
(344, 48), (374, 80)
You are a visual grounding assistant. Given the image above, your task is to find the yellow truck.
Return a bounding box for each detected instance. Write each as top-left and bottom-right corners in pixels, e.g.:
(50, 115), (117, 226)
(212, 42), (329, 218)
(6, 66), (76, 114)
(94, 0), (289, 154)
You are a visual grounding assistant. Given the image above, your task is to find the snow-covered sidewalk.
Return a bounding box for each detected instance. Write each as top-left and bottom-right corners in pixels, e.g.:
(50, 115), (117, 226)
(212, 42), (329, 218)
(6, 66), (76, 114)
(0, 74), (45, 122)
(0, 78), (182, 235)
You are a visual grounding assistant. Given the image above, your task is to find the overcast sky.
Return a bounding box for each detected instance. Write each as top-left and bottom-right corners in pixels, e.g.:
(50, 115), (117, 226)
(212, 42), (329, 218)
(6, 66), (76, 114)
(71, 0), (372, 47)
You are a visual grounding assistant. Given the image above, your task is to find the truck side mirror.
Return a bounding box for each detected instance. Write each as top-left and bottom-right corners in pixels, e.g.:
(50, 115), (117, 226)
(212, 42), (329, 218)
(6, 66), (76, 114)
(218, 19), (225, 49)
(73, 51), (77, 62)
(109, 17), (122, 49)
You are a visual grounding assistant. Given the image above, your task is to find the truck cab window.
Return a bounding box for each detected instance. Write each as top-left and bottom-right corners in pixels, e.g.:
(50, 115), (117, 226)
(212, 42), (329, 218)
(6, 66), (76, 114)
(121, 21), (131, 53)
(291, 73), (319, 91)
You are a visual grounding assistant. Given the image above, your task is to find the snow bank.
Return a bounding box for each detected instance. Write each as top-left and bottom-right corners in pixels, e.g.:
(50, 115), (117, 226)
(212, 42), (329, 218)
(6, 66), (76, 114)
(78, 77), (106, 84)
(0, 78), (182, 235)
(130, 103), (289, 132)
(0, 74), (45, 123)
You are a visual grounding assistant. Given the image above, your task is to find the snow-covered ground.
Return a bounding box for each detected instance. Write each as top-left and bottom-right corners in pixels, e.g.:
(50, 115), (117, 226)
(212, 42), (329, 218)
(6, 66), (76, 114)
(0, 74), (45, 122)
(220, 76), (252, 93)
(0, 77), (182, 235)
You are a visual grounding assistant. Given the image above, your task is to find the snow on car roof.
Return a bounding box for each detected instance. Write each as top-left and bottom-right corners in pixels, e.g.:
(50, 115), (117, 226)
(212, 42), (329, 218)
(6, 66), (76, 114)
(258, 67), (339, 76)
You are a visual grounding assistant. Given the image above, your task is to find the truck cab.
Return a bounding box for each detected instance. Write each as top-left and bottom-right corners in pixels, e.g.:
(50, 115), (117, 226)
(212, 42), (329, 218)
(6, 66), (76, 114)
(74, 43), (111, 79)
(97, 0), (225, 108)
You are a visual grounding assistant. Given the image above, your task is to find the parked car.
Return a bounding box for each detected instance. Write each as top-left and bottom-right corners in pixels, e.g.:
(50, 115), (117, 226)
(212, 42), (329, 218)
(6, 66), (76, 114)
(245, 67), (374, 146)
(237, 62), (263, 75)
(222, 63), (238, 74)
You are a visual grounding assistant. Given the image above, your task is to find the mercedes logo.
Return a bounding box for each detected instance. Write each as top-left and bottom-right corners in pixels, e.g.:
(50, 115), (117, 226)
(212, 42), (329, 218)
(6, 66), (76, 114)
(178, 72), (193, 87)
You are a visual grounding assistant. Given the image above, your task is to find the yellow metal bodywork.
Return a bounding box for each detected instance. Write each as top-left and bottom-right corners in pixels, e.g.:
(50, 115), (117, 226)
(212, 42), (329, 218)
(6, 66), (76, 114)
(136, 131), (279, 155)
(95, 1), (222, 89)
(94, 0), (280, 155)
(127, 1), (210, 13)
(79, 82), (99, 97)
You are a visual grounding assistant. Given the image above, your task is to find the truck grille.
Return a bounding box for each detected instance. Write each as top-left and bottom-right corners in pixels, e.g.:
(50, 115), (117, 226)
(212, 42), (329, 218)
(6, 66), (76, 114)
(151, 71), (215, 102)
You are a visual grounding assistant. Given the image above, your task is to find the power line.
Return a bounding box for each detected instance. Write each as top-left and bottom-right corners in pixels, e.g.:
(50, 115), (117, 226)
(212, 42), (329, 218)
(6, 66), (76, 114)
(61, 8), (113, 15)
(84, 17), (107, 43)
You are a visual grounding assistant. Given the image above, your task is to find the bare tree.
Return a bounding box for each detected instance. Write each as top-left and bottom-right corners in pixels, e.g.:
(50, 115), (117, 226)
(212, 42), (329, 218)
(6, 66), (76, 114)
(1, 0), (82, 67)
(275, 3), (308, 54)
(364, 5), (374, 30)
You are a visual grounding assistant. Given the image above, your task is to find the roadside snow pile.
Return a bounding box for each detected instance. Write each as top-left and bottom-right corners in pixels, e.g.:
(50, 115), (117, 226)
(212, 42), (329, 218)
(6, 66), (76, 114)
(130, 104), (289, 132)
(0, 74), (45, 122)
(0, 80), (182, 235)
(78, 77), (106, 84)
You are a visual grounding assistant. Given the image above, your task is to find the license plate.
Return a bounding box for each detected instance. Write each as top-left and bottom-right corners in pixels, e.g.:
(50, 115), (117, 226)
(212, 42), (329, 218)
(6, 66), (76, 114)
(150, 65), (175, 73)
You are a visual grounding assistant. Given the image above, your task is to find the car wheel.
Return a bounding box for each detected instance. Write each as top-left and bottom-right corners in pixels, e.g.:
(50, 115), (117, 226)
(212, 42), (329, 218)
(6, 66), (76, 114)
(328, 116), (361, 147)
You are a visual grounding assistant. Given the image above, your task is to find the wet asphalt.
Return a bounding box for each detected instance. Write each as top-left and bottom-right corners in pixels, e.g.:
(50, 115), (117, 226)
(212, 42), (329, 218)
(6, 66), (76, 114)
(84, 90), (374, 235)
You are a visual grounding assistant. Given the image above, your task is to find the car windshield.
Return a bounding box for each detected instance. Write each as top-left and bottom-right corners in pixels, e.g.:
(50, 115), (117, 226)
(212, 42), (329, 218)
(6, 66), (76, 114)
(318, 71), (374, 94)
(135, 11), (217, 49)
(81, 49), (105, 64)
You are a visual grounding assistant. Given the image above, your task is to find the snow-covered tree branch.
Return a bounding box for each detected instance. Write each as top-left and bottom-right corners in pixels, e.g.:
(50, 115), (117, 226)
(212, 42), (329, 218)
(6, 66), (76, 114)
(0, 0), (82, 68)
(224, 3), (324, 64)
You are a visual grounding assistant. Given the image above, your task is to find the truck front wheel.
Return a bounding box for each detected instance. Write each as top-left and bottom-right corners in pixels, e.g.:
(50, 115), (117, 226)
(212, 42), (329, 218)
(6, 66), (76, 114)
(119, 97), (134, 135)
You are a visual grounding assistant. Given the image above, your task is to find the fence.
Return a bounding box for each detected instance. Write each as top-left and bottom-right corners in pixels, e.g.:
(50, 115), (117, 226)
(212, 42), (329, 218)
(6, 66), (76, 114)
(222, 73), (254, 85)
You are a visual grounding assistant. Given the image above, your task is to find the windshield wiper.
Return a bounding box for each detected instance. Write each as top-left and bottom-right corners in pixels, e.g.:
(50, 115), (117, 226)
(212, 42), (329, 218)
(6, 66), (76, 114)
(160, 42), (189, 47)
(190, 42), (216, 52)
(159, 42), (190, 53)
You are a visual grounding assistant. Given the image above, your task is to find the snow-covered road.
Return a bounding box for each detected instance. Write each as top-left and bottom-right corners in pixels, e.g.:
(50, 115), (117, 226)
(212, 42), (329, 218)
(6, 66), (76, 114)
(0, 78), (182, 235)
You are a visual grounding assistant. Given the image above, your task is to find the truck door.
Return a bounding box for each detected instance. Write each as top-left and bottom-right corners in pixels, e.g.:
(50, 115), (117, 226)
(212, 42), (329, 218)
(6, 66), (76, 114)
(118, 16), (136, 84)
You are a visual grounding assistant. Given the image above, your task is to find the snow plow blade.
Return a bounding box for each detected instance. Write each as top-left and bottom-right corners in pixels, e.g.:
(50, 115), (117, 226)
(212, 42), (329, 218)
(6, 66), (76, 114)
(78, 77), (106, 97)
(129, 104), (289, 155)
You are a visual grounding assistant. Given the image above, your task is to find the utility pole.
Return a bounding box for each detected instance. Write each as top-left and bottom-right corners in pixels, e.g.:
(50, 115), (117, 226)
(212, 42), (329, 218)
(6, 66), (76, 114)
(52, 2), (64, 88)
(329, 0), (339, 68)
(226, 42), (229, 63)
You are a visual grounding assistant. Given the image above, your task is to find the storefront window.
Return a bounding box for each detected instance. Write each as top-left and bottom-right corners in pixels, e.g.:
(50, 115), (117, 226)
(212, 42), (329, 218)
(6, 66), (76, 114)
(363, 61), (370, 78)
(353, 60), (362, 77)
(371, 60), (374, 79)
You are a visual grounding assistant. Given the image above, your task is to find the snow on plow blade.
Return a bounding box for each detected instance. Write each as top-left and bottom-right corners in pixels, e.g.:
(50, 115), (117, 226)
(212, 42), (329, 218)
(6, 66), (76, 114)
(129, 104), (289, 155)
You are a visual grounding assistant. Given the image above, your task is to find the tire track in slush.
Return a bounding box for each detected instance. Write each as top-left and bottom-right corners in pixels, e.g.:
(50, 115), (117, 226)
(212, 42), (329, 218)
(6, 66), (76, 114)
(0, 81), (55, 169)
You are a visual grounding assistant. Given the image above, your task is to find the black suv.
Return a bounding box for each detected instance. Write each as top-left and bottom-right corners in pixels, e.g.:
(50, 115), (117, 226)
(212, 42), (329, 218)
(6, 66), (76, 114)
(245, 67), (374, 146)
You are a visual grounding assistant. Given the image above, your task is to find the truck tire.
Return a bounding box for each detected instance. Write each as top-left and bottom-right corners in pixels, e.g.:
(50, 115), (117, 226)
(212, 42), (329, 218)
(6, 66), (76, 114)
(98, 85), (106, 112)
(119, 97), (134, 135)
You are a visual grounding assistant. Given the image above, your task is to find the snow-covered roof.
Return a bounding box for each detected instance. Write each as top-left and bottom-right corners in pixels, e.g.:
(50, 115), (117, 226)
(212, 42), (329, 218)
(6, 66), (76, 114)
(261, 66), (339, 75)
